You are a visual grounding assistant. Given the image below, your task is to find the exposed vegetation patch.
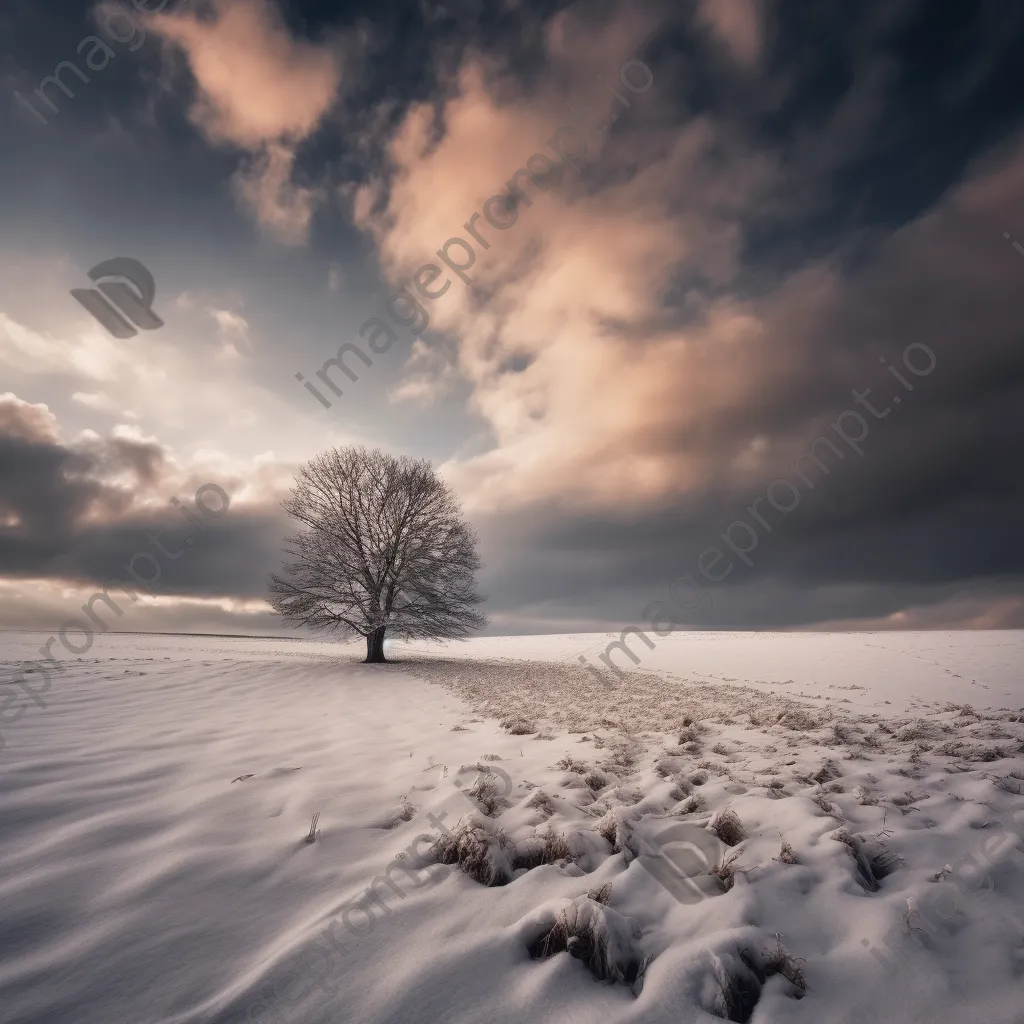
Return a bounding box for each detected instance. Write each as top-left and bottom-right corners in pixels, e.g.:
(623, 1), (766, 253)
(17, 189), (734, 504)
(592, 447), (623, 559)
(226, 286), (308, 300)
(502, 716), (538, 736)
(527, 892), (650, 989)
(514, 823), (578, 870)
(434, 817), (517, 886)
(708, 808), (746, 847)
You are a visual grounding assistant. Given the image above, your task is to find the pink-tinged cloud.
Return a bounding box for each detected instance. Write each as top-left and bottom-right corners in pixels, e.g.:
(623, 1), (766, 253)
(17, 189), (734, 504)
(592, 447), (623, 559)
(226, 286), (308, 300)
(146, 0), (342, 147)
(353, 0), (1024, 523)
(0, 394), (61, 445)
(231, 142), (325, 246)
(146, 0), (342, 242)
(696, 0), (765, 68)
(351, 6), (779, 510)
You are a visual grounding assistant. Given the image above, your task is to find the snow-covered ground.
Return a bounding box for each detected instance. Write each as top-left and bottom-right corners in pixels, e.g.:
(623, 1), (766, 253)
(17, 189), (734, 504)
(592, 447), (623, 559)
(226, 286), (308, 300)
(0, 630), (1022, 1024)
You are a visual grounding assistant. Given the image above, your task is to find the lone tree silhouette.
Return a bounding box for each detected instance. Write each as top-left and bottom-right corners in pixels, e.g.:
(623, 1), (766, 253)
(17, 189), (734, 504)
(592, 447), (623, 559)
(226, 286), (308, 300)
(269, 446), (486, 662)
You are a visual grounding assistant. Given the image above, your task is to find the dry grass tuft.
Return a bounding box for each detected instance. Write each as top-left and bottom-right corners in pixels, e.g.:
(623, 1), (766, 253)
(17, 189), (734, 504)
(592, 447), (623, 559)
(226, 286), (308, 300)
(671, 773), (694, 794)
(853, 785), (878, 806)
(710, 848), (742, 890)
(778, 707), (830, 731)
(812, 759), (843, 784)
(596, 808), (638, 859)
(304, 811), (321, 844)
(708, 807), (746, 847)
(762, 935), (808, 996)
(894, 720), (947, 742)
(830, 722), (853, 745)
(933, 739), (1012, 762)
(514, 822), (576, 870)
(602, 740), (642, 773)
(434, 817), (517, 886)
(502, 716), (538, 736)
(891, 790), (927, 807)
(991, 775), (1023, 794)
(679, 793), (706, 814)
(831, 829), (899, 892)
(811, 790), (837, 815)
(469, 772), (510, 816)
(610, 785), (645, 806)
(527, 894), (649, 989)
(775, 841), (798, 865)
(710, 948), (764, 1022)
(525, 789), (556, 816)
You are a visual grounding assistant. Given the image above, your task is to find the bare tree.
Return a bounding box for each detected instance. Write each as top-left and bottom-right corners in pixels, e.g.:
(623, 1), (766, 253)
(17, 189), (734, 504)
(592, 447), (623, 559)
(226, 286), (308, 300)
(269, 446), (486, 662)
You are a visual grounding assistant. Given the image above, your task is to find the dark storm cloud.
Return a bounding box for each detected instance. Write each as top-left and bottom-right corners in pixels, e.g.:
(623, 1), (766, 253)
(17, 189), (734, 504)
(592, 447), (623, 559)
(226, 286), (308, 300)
(473, 131), (1024, 630)
(0, 396), (152, 550)
(0, 397), (286, 598)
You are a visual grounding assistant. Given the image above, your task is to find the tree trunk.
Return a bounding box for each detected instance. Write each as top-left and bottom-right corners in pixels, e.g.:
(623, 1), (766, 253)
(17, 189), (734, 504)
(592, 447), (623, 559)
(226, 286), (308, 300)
(364, 627), (387, 663)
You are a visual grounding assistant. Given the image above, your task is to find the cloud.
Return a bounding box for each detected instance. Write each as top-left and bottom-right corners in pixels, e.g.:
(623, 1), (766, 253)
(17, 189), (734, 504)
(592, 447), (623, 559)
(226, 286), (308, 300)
(0, 396), (292, 624)
(0, 313), (125, 381)
(205, 305), (251, 359)
(695, 0), (765, 68)
(347, 0), (1024, 630)
(327, 262), (343, 293)
(0, 394), (61, 445)
(72, 391), (118, 413)
(146, 0), (342, 148)
(353, 11), (774, 511)
(0, 577), (281, 635)
(0, 244), (327, 454)
(231, 142), (324, 246)
(146, 0), (343, 242)
(390, 338), (460, 406)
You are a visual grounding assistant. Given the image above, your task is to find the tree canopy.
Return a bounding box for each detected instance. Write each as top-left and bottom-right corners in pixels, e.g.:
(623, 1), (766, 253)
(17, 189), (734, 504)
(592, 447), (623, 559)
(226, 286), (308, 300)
(269, 446), (486, 661)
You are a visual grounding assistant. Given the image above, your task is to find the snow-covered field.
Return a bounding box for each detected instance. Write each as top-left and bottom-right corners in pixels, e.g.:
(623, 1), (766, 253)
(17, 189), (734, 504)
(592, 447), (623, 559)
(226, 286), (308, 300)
(1, 630), (1022, 1024)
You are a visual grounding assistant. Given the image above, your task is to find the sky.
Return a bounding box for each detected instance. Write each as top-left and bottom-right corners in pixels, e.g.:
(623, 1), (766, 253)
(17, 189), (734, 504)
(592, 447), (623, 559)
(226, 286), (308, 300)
(1, 0), (1023, 639)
